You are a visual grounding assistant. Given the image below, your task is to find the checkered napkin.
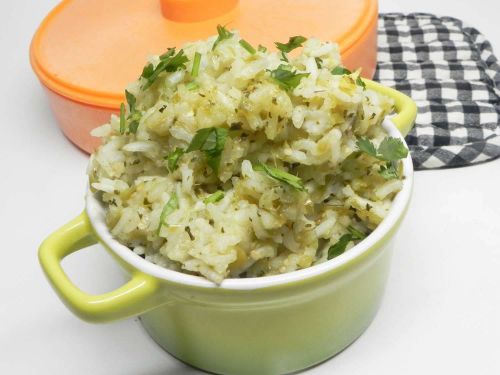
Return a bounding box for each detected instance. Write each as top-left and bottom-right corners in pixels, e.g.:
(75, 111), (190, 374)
(375, 13), (500, 169)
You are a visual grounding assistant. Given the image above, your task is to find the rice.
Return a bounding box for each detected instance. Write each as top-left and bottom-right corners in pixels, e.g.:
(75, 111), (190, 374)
(88, 29), (405, 283)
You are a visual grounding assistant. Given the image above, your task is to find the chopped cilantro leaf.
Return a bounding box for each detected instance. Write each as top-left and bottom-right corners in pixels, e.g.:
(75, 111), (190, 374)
(327, 234), (352, 259)
(328, 226), (368, 259)
(191, 52), (201, 78)
(356, 138), (378, 158)
(119, 93), (141, 134)
(331, 66), (352, 75)
(347, 225), (366, 240)
(315, 57), (323, 69)
(187, 127), (228, 174)
(140, 63), (154, 80)
(186, 128), (213, 152)
(239, 39), (256, 54)
(356, 137), (408, 162)
(275, 36), (307, 53)
(356, 75), (366, 89)
(159, 48), (176, 61)
(125, 90), (136, 113)
(204, 190), (225, 204)
(119, 103), (126, 134)
(128, 111), (142, 134)
(212, 24), (233, 50)
(157, 193), (179, 235)
(258, 44), (267, 53)
(356, 137), (408, 179)
(379, 162), (399, 180)
(280, 51), (289, 62)
(253, 162), (306, 191)
(331, 66), (366, 89)
(377, 137), (408, 161)
(166, 148), (184, 171)
(128, 122), (139, 134)
(141, 49), (188, 90)
(164, 49), (189, 72)
(122, 91), (141, 134)
(140, 62), (165, 90)
(275, 36), (306, 62)
(269, 64), (309, 90)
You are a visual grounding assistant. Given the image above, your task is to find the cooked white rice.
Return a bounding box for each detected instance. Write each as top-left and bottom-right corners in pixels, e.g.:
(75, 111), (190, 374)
(88, 30), (405, 283)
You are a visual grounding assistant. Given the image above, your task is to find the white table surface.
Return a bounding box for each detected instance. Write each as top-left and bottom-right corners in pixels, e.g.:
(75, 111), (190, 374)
(2, 1), (500, 374)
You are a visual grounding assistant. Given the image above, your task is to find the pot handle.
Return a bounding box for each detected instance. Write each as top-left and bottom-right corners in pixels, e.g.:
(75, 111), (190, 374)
(38, 213), (161, 323)
(365, 79), (418, 136)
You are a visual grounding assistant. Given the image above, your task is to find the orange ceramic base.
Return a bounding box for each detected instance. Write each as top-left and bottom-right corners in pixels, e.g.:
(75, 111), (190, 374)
(343, 14), (378, 79)
(43, 86), (114, 153)
(32, 0), (378, 153)
(42, 33), (378, 155)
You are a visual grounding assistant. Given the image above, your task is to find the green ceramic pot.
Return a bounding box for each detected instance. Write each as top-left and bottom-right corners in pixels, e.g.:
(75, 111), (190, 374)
(39, 80), (417, 375)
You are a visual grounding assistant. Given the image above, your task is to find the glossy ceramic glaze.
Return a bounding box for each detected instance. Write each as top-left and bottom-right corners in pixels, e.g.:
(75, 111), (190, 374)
(38, 80), (416, 374)
(140, 237), (396, 374)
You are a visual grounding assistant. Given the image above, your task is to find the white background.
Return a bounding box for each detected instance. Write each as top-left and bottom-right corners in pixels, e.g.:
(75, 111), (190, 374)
(1, 1), (500, 374)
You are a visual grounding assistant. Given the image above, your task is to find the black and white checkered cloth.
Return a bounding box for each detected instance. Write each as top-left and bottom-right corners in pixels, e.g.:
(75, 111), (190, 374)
(375, 13), (500, 169)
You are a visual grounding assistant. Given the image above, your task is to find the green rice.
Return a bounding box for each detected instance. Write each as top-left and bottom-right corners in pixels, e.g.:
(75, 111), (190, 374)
(88, 30), (404, 283)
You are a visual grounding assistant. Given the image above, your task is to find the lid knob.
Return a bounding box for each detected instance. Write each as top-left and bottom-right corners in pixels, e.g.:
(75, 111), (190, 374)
(160, 0), (238, 22)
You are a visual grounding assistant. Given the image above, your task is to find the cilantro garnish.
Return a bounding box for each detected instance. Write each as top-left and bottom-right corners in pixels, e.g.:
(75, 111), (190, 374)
(331, 66), (352, 75)
(239, 39), (256, 54)
(127, 112), (141, 134)
(157, 193), (179, 235)
(357, 137), (408, 162)
(379, 162), (399, 180)
(191, 52), (201, 78)
(377, 137), (409, 161)
(119, 103), (126, 134)
(347, 225), (366, 240)
(258, 44), (267, 53)
(315, 57), (323, 69)
(253, 162), (306, 191)
(356, 137), (378, 157)
(141, 49), (188, 90)
(187, 127), (229, 174)
(356, 137), (408, 180)
(164, 127), (229, 174)
(269, 64), (309, 91)
(331, 66), (366, 89)
(141, 63), (154, 81)
(203, 190), (225, 204)
(356, 76), (366, 89)
(119, 91), (142, 134)
(275, 36), (307, 53)
(125, 90), (136, 113)
(164, 49), (189, 72)
(166, 148), (185, 171)
(327, 226), (367, 259)
(159, 48), (176, 61)
(212, 24), (233, 50)
(327, 234), (352, 259)
(275, 35), (307, 61)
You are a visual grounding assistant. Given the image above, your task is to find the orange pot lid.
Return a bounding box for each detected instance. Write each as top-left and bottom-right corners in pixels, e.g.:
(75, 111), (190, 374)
(31, 0), (377, 109)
